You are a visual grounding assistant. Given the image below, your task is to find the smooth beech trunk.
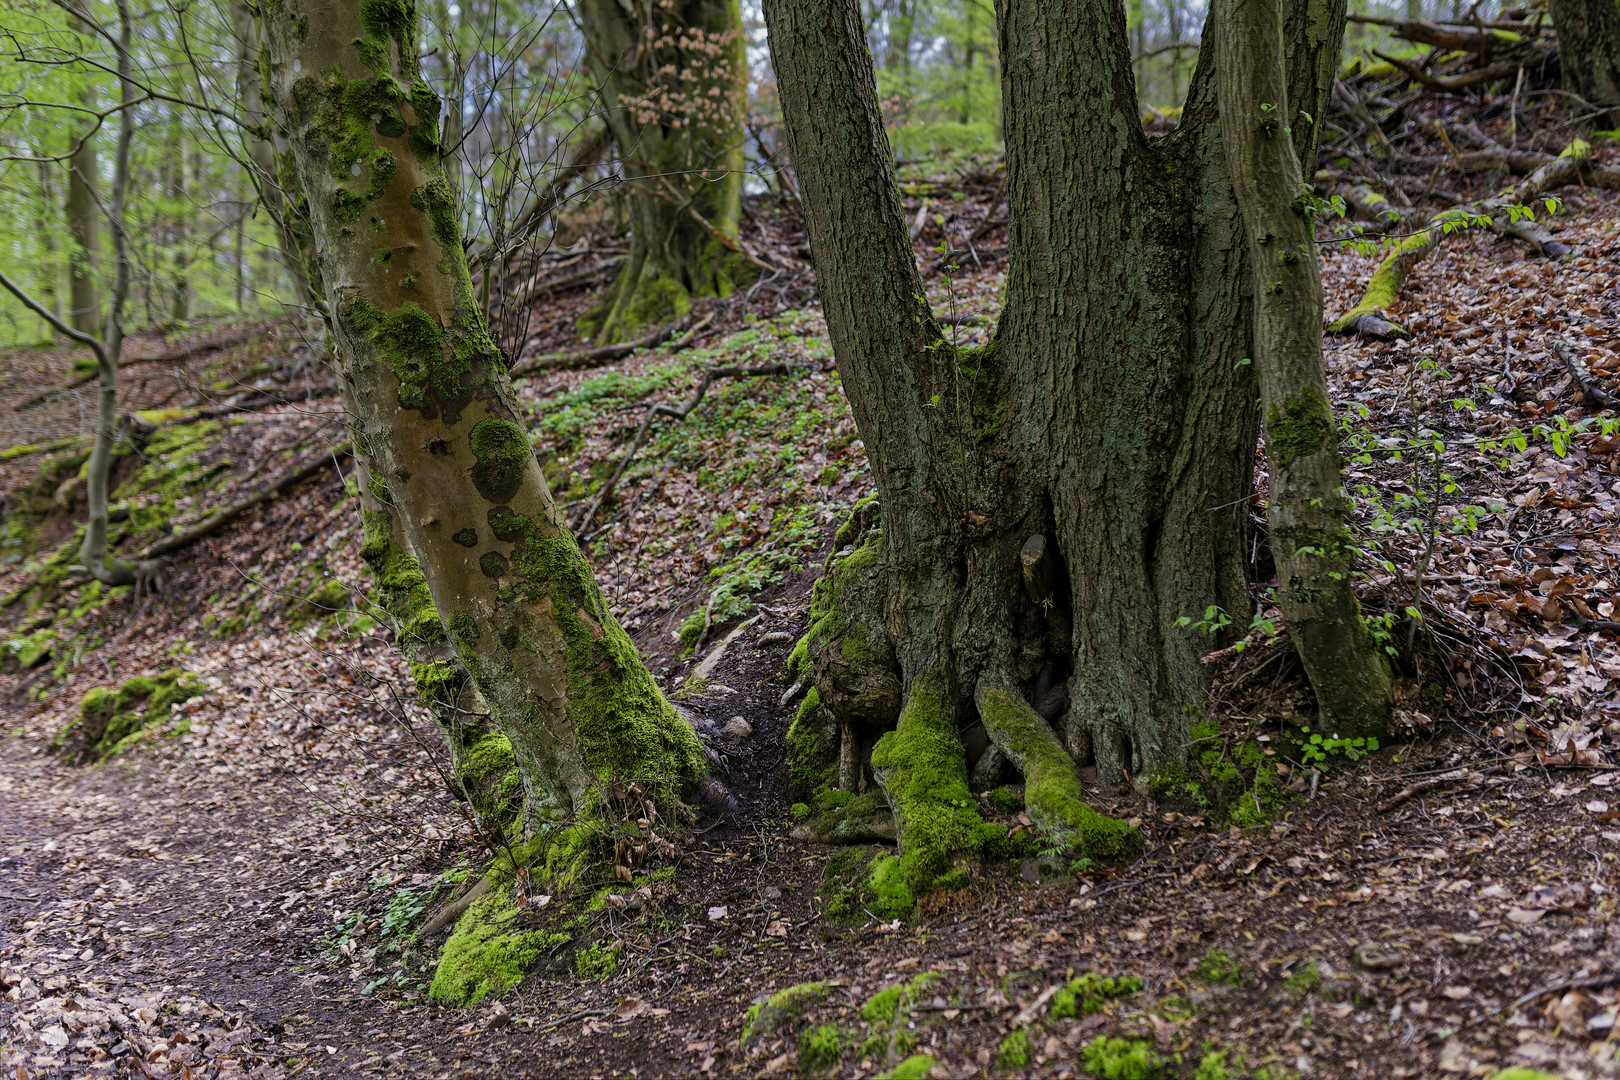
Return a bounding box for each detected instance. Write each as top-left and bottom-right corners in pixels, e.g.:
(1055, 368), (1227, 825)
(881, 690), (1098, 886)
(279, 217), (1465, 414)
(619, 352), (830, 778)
(576, 0), (748, 344)
(1217, 0), (1392, 737)
(766, 0), (1368, 896)
(262, 0), (707, 836)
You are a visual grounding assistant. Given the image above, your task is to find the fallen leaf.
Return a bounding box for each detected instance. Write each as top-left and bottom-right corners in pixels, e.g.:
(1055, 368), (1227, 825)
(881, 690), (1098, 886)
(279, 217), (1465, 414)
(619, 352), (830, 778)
(1442, 986), (1471, 1000)
(1507, 908), (1546, 924)
(707, 905), (727, 921)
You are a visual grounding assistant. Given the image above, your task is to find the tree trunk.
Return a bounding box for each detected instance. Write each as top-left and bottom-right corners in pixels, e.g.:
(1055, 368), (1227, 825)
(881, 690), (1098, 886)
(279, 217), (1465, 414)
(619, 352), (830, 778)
(263, 0), (711, 848)
(575, 0), (748, 344)
(81, 0), (143, 588)
(1550, 0), (1620, 117)
(1217, 0), (1392, 739)
(67, 17), (100, 338)
(169, 121), (192, 324)
(766, 0), (1346, 901)
(232, 0), (315, 308)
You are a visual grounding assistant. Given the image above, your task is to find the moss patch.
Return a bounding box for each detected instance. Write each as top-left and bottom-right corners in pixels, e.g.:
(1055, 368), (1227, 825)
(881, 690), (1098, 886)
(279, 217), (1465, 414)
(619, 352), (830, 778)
(1264, 385), (1334, 470)
(69, 669), (205, 763)
(740, 982), (828, 1050)
(798, 1023), (843, 1073)
(428, 890), (561, 1006)
(1081, 1036), (1163, 1079)
(1048, 972), (1143, 1019)
(574, 940), (620, 981)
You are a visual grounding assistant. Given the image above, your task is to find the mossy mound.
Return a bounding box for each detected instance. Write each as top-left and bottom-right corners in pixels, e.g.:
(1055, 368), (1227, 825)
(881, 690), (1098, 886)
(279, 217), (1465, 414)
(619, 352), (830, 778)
(427, 890), (566, 1006)
(740, 982), (829, 1050)
(61, 669), (206, 763)
(1048, 972), (1143, 1019)
(790, 786), (894, 845)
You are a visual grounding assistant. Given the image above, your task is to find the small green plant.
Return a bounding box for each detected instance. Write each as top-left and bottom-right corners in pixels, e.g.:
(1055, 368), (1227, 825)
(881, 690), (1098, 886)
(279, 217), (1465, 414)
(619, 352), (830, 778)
(1049, 972), (1143, 1019)
(1192, 1049), (1232, 1080)
(1296, 726), (1379, 765)
(1280, 960), (1320, 997)
(1193, 950), (1243, 987)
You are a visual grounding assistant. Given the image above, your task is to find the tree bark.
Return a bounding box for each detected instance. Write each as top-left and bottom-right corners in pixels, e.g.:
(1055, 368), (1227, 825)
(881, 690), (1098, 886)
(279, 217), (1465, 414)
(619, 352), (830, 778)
(263, 0), (710, 843)
(1550, 0), (1620, 117)
(575, 0), (749, 344)
(766, 0), (1346, 899)
(1218, 0), (1392, 738)
(232, 0), (315, 308)
(66, 16), (100, 338)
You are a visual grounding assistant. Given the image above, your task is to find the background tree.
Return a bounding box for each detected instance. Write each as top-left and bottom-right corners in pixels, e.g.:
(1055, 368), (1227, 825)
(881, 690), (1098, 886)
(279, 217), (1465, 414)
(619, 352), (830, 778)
(1549, 0), (1620, 119)
(764, 0), (1376, 906)
(262, 0), (713, 847)
(573, 0), (749, 344)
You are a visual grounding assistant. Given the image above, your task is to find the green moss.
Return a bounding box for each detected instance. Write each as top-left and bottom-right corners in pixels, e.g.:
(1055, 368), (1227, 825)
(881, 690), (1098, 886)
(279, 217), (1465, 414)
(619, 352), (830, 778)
(976, 686), (1138, 859)
(866, 673), (985, 913)
(1486, 1071), (1566, 1080)
(289, 580), (349, 629)
(468, 418), (531, 503)
(1193, 950), (1244, 987)
(622, 271), (691, 329)
(1281, 960), (1320, 997)
(70, 669), (205, 762)
(479, 551), (508, 578)
(786, 688), (836, 800)
(1081, 1036), (1163, 1080)
(448, 611), (478, 651)
(997, 1028), (1031, 1070)
(987, 786), (1022, 813)
(428, 891), (559, 1006)
(1193, 1050), (1233, 1080)
(798, 1024), (843, 1072)
(477, 506), (705, 809)
(453, 528), (478, 547)
(574, 940), (620, 981)
(740, 982), (828, 1050)
(346, 298), (465, 415)
(1049, 972), (1143, 1019)
(859, 972), (939, 1024)
(876, 1055), (936, 1080)
(360, 509), (443, 645)
(1264, 385), (1334, 471)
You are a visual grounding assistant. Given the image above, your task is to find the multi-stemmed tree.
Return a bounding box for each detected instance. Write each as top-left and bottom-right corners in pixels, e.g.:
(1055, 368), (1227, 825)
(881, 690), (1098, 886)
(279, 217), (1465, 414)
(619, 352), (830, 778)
(763, 0), (1391, 905)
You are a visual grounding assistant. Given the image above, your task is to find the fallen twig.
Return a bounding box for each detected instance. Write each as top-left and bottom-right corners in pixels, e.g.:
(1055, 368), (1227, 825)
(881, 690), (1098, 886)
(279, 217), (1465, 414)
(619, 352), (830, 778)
(1375, 767), (1473, 813)
(509, 312), (712, 379)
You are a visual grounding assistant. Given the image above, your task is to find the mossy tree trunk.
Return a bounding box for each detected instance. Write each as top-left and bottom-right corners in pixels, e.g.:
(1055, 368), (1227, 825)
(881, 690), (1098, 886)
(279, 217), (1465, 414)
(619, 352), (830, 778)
(575, 0), (748, 344)
(1550, 0), (1620, 119)
(1217, 0), (1392, 738)
(349, 421), (518, 833)
(263, 0), (709, 844)
(766, 0), (1361, 899)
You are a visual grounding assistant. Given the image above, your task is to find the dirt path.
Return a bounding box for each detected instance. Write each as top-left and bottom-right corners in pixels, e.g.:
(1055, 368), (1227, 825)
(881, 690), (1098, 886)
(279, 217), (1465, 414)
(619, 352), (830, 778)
(4, 626), (1617, 1080)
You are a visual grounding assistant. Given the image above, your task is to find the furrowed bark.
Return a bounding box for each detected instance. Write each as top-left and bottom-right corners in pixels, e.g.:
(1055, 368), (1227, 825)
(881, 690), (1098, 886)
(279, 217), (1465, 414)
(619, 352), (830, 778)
(1219, 0), (1392, 739)
(576, 0), (749, 344)
(1550, 0), (1620, 119)
(263, 0), (709, 839)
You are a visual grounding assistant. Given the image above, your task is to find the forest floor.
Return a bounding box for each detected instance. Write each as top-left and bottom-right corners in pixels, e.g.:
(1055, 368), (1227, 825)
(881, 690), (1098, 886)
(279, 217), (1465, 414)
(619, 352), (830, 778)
(2, 159), (1620, 1080)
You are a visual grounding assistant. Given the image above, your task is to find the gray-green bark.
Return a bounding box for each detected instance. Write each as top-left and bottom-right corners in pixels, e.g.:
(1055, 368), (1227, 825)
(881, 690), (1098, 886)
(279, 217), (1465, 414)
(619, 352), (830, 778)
(66, 17), (100, 337)
(575, 0), (748, 343)
(766, 0), (1349, 894)
(1217, 0), (1391, 739)
(263, 0), (709, 848)
(233, 0), (315, 307)
(1550, 0), (1620, 115)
